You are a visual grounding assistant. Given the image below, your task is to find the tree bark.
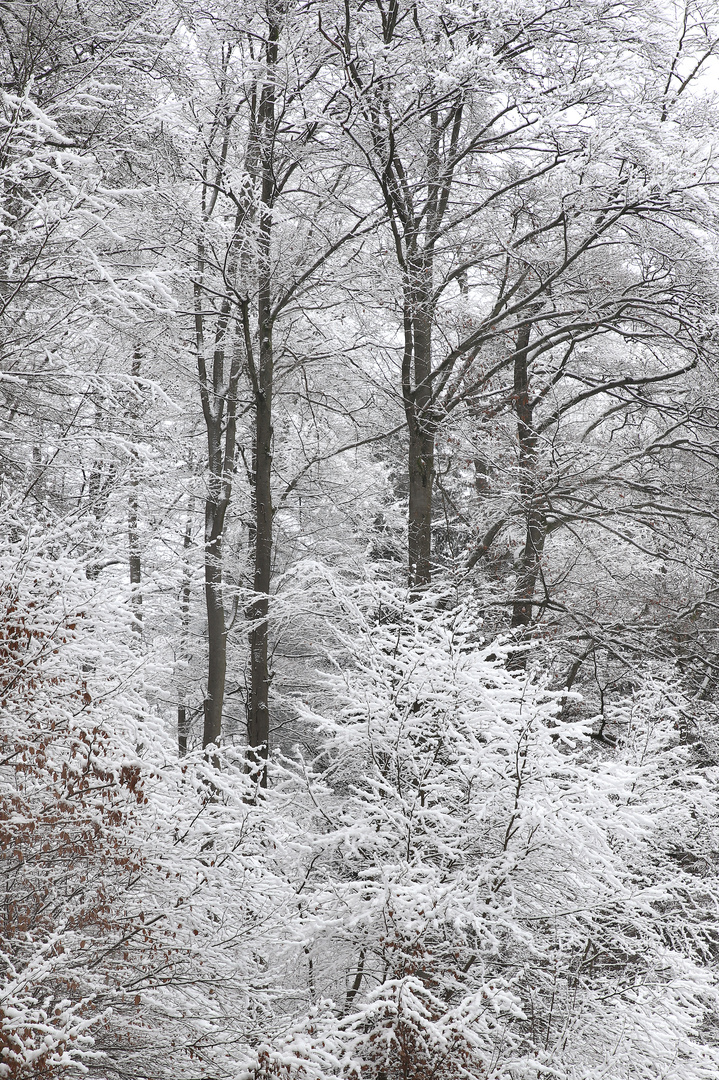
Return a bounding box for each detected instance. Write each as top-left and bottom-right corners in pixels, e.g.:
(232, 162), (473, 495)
(203, 521), (226, 748)
(178, 500), (193, 757)
(196, 258), (242, 753)
(245, 8), (279, 785)
(407, 422), (434, 587)
(128, 488), (141, 628)
(247, 338), (272, 775)
(128, 350), (142, 633)
(510, 321), (546, 628)
(405, 259), (435, 589)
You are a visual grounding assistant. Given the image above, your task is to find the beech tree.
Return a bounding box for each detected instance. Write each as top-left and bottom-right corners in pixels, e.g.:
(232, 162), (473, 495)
(317, 0), (719, 597)
(167, 0), (381, 765)
(258, 583), (719, 1080)
(3, 0), (719, 1077)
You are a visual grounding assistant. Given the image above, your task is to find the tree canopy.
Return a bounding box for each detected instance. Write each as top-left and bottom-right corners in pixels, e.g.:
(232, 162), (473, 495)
(3, 0), (719, 1077)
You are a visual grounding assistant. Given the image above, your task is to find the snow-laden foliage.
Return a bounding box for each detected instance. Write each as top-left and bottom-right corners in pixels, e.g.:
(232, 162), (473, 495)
(0, 513), (306, 1078)
(263, 586), (719, 1079)
(5, 528), (719, 1078)
(4, 0), (719, 1076)
(0, 513), (153, 1076)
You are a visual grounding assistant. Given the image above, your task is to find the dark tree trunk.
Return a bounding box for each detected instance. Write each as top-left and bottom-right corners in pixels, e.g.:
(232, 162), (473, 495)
(408, 423), (434, 587)
(203, 521), (226, 749)
(188, 41), (248, 761)
(360, 80), (460, 589)
(197, 267), (242, 755)
(510, 321), (546, 628)
(245, 12), (279, 787)
(247, 335), (272, 775)
(405, 263), (435, 589)
(177, 706), (188, 757)
(511, 511), (546, 628)
(202, 379), (228, 751)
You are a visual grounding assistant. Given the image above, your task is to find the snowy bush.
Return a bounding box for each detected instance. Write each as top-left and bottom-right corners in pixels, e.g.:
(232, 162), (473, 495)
(266, 587), (719, 1080)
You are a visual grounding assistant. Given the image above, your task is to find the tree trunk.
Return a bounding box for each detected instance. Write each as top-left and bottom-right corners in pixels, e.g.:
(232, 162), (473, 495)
(128, 489), (141, 629)
(198, 324), (233, 753)
(196, 210), (243, 756)
(405, 261), (435, 589)
(511, 510), (546, 628)
(247, 350), (272, 775)
(128, 351), (142, 633)
(408, 422), (434, 587)
(510, 321), (546, 628)
(178, 502), (193, 757)
(202, 397), (227, 751)
(245, 8), (279, 785)
(203, 519), (226, 749)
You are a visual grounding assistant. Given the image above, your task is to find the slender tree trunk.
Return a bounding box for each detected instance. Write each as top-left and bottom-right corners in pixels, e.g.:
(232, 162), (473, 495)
(511, 322), (546, 628)
(404, 104), (449, 589)
(85, 403), (117, 580)
(128, 489), (141, 626)
(178, 501), (193, 756)
(203, 399), (226, 749)
(406, 260), (435, 589)
(203, 302), (240, 751)
(196, 204), (243, 755)
(128, 350), (142, 632)
(247, 339), (272, 775)
(246, 8), (279, 785)
(177, 704), (188, 757)
(203, 519), (226, 748)
(511, 510), (546, 628)
(190, 48), (245, 757)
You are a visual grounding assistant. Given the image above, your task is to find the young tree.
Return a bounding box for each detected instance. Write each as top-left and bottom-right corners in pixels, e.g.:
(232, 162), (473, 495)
(270, 583), (719, 1079)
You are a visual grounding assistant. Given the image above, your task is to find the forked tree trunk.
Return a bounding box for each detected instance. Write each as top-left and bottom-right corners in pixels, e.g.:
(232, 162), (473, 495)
(197, 273), (242, 755)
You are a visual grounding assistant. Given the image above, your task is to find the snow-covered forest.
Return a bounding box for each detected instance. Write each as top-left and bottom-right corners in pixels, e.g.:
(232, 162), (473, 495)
(5, 0), (719, 1076)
